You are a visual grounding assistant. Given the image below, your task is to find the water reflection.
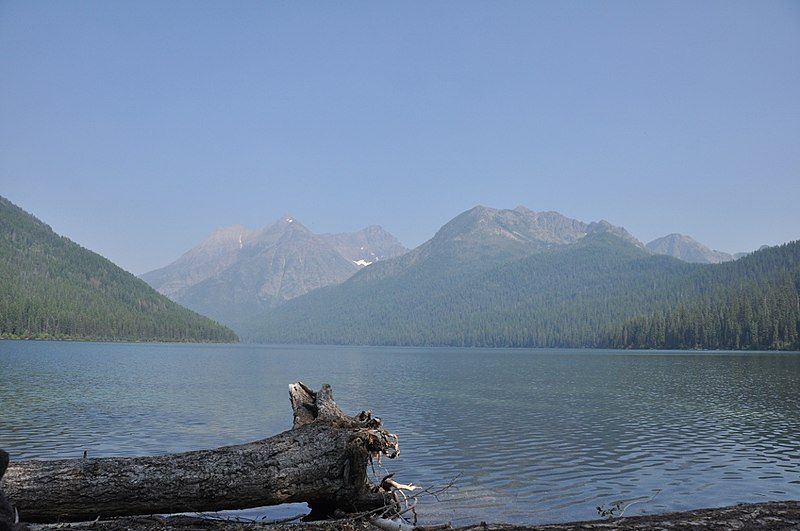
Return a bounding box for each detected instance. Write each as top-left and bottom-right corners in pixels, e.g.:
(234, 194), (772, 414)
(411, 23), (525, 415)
(1, 342), (799, 524)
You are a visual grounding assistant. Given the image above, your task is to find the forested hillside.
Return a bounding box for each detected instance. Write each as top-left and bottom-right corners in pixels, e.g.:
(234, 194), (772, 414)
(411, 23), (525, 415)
(608, 241), (800, 349)
(248, 231), (800, 350)
(0, 196), (238, 342)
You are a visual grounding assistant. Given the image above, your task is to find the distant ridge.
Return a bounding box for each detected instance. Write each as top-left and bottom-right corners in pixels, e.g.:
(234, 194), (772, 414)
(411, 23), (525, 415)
(0, 195), (237, 342)
(319, 225), (407, 266)
(141, 224), (252, 300)
(350, 205), (644, 283)
(141, 217), (407, 329)
(646, 233), (734, 264)
(243, 205), (800, 351)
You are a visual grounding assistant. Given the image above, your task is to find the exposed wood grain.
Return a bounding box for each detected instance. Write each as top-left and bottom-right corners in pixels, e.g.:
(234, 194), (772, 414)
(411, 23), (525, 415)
(0, 383), (399, 524)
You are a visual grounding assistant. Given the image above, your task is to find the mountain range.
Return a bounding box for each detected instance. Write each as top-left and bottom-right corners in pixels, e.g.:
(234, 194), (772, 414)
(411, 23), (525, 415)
(141, 217), (407, 329)
(139, 205), (794, 349)
(245, 206), (799, 350)
(4, 192), (793, 350)
(0, 196), (237, 342)
(143, 209), (745, 317)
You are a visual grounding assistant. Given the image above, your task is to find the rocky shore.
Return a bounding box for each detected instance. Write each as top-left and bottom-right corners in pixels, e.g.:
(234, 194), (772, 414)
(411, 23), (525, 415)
(24, 500), (800, 531)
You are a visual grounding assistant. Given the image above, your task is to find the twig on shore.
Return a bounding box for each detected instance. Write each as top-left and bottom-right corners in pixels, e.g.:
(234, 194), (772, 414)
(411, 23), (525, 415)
(596, 488), (662, 519)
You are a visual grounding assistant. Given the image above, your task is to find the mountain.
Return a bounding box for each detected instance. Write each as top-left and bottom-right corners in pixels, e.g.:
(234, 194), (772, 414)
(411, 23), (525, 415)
(245, 228), (679, 346)
(142, 216), (407, 330)
(140, 224), (252, 300)
(350, 206), (643, 282)
(174, 218), (357, 327)
(646, 233), (733, 264)
(428, 205), (642, 252)
(245, 206), (799, 350)
(242, 207), (643, 341)
(0, 196), (237, 342)
(319, 225), (407, 266)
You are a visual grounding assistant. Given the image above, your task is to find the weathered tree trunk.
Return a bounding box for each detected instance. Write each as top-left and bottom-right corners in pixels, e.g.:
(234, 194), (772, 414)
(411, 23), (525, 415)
(1, 450), (24, 531)
(0, 383), (400, 524)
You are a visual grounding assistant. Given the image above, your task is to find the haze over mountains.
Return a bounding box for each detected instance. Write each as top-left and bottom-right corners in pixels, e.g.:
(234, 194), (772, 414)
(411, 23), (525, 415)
(341, 206), (646, 283)
(646, 233), (735, 264)
(135, 204), (800, 351)
(137, 205), (785, 344)
(248, 206), (799, 350)
(142, 207), (646, 329)
(4, 190), (793, 350)
(141, 217), (407, 328)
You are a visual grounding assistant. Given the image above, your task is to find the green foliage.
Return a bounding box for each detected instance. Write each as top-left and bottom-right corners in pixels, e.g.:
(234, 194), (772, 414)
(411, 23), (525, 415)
(0, 196), (238, 343)
(248, 231), (800, 351)
(608, 242), (800, 350)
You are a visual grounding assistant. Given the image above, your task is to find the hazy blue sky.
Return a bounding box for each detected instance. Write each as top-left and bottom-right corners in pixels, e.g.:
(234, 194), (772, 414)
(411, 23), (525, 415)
(1, 1), (798, 274)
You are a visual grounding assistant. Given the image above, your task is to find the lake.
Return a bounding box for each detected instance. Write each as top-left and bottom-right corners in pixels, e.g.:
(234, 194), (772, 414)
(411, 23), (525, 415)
(1, 341), (799, 525)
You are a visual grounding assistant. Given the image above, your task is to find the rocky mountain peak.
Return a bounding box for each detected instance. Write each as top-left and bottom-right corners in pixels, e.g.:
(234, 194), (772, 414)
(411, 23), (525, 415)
(201, 225), (251, 249)
(587, 220), (644, 248)
(434, 206), (632, 249)
(646, 233), (733, 264)
(141, 215), (408, 324)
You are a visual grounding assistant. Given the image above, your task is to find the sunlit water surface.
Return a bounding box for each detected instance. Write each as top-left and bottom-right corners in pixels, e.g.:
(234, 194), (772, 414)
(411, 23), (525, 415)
(1, 341), (799, 525)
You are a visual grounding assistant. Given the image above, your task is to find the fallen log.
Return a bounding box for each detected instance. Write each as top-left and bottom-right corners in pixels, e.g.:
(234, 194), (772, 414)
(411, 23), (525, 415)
(0, 450), (23, 531)
(0, 383), (401, 524)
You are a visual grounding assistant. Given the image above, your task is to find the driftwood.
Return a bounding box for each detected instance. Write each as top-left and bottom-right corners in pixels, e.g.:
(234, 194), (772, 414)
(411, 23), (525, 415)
(0, 450), (23, 531)
(0, 383), (401, 524)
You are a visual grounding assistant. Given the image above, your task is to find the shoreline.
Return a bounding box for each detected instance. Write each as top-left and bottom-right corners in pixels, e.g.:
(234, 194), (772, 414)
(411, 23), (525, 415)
(2, 338), (799, 353)
(25, 500), (800, 530)
(0, 336), (239, 344)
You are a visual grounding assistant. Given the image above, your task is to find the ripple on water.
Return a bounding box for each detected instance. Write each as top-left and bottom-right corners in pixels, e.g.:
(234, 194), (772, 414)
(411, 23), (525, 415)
(1, 342), (799, 525)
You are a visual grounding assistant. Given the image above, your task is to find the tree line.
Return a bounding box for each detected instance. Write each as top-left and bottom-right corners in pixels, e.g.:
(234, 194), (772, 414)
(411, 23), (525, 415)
(251, 233), (800, 351)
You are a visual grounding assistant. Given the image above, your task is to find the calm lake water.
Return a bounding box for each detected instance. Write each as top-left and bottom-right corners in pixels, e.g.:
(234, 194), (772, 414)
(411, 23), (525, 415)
(1, 341), (799, 525)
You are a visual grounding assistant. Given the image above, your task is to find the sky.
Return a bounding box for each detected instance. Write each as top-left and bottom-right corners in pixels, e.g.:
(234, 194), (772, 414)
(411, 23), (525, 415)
(1, 1), (799, 275)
